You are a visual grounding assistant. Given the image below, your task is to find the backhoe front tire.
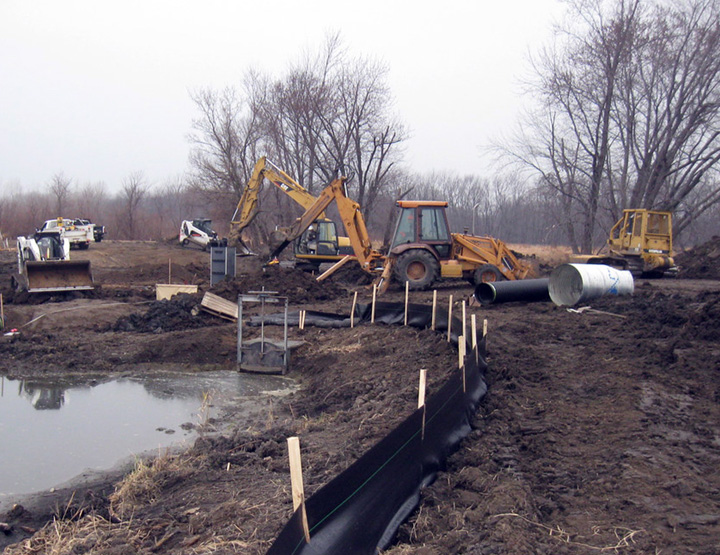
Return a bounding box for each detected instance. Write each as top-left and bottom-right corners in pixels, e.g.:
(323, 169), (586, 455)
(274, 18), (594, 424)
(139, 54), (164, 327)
(395, 250), (439, 290)
(474, 264), (503, 284)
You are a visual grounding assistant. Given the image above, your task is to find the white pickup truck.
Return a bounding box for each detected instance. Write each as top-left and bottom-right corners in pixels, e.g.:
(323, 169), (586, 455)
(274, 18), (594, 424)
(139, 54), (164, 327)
(38, 218), (94, 249)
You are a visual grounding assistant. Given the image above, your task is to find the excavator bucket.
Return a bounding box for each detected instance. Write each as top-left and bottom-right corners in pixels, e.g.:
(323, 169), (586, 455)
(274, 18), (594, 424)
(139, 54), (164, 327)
(24, 260), (94, 293)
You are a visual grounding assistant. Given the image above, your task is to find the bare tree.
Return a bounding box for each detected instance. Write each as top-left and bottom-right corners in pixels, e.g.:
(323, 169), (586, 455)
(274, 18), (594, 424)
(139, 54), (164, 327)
(119, 172), (148, 239)
(508, 0), (720, 251)
(187, 85), (262, 200)
(75, 181), (107, 223)
(49, 172), (73, 216)
(187, 33), (406, 238)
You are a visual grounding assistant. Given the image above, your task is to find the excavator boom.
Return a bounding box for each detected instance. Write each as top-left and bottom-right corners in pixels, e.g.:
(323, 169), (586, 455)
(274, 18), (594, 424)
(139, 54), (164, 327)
(268, 176), (385, 273)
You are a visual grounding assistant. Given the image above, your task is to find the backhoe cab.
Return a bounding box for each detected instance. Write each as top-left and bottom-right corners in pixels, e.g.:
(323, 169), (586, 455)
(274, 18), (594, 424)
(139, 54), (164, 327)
(387, 201), (533, 290)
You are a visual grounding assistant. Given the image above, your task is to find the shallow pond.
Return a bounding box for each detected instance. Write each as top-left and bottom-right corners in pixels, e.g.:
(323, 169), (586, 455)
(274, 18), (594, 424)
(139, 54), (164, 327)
(0, 371), (295, 504)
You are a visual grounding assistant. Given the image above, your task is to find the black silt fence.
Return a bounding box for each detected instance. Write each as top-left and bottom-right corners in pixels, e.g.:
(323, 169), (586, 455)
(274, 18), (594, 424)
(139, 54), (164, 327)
(265, 302), (488, 554)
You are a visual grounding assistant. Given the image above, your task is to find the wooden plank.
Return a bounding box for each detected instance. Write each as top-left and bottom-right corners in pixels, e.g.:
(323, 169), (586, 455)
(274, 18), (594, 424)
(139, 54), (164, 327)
(316, 255), (353, 282)
(200, 291), (238, 320)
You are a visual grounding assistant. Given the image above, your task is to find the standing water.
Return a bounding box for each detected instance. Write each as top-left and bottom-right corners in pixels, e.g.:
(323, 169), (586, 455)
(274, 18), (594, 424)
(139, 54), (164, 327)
(0, 371), (295, 504)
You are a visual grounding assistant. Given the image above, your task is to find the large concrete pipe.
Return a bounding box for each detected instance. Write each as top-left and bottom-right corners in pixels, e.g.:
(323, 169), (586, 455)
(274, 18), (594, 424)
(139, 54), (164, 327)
(474, 278), (550, 305)
(549, 263), (633, 306)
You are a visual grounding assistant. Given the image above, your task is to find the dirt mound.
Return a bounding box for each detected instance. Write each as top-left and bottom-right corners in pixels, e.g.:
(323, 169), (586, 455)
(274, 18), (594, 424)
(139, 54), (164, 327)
(329, 261), (374, 286)
(113, 293), (218, 333)
(211, 265), (347, 303)
(675, 236), (720, 279)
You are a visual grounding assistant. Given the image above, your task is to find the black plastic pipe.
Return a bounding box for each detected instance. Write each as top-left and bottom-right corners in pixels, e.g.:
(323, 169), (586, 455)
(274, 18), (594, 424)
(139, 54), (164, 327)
(474, 278), (550, 305)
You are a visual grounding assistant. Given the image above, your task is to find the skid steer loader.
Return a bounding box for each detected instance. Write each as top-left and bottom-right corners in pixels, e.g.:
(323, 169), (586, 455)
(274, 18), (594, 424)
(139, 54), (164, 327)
(14, 231), (94, 293)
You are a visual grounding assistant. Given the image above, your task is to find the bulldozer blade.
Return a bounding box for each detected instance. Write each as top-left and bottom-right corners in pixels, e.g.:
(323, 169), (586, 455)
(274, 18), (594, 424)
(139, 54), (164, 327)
(25, 260), (94, 293)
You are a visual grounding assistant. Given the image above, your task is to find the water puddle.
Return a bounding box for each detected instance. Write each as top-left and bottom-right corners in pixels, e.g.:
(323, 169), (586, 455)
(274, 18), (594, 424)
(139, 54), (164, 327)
(0, 371), (295, 503)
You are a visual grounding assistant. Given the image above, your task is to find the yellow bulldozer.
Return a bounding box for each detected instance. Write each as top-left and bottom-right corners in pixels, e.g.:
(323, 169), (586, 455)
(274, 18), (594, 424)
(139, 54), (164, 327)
(572, 209), (677, 277)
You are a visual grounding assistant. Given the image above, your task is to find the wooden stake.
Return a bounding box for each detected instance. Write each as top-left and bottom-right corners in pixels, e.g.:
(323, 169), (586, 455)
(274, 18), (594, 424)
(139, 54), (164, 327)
(462, 300), (467, 346)
(404, 281), (409, 326)
(350, 291), (358, 328)
(447, 295), (453, 342)
(299, 310), (306, 330)
(0, 293), (4, 331)
(287, 437), (311, 544)
(168, 259), (172, 284)
(458, 335), (465, 369)
(471, 314), (478, 365)
(471, 314), (477, 350)
(459, 336), (466, 392)
(431, 290), (437, 331)
(418, 368), (427, 409)
(483, 318), (488, 338)
(418, 369), (427, 441)
(371, 283), (377, 324)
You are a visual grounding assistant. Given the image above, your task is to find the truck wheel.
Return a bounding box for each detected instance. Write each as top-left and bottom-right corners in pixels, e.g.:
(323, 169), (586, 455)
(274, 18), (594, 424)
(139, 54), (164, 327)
(474, 264), (503, 284)
(181, 239), (189, 247)
(395, 250), (439, 290)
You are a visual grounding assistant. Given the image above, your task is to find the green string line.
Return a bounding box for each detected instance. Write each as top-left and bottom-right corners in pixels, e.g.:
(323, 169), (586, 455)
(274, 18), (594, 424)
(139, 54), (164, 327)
(289, 378), (470, 554)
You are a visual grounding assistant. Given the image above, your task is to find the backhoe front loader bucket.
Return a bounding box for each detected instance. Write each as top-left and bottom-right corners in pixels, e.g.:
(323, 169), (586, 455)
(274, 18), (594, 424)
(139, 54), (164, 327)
(24, 260), (94, 293)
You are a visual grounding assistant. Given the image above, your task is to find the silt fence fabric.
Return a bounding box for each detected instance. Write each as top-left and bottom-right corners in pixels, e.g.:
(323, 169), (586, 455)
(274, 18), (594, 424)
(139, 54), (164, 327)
(266, 302), (487, 554)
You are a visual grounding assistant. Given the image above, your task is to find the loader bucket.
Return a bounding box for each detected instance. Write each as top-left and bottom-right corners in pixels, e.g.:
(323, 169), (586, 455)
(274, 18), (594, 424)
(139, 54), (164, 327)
(24, 260), (94, 293)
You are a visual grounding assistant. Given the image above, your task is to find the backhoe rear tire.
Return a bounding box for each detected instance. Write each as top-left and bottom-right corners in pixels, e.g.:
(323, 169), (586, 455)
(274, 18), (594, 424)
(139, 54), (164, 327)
(395, 250), (439, 290)
(474, 264), (503, 284)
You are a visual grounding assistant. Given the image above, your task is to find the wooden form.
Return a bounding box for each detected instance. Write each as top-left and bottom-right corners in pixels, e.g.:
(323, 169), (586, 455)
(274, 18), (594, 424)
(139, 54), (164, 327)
(156, 284), (198, 301)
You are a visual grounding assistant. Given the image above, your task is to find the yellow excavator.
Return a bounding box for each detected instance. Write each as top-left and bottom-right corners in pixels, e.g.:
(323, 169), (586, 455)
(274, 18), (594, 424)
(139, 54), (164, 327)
(229, 157), (352, 270)
(268, 175), (534, 291)
(572, 209), (677, 277)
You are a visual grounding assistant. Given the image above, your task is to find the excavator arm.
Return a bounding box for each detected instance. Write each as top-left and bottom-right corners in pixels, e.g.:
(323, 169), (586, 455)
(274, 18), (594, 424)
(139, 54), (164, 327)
(268, 177), (385, 274)
(229, 157), (328, 253)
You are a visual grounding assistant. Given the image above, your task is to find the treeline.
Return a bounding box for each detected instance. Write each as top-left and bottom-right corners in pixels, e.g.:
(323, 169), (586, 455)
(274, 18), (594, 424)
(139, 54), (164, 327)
(1, 169), (717, 251)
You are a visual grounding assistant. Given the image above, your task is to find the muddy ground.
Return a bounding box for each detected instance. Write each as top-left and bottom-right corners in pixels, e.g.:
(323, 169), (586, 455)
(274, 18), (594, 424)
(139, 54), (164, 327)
(1, 239), (720, 554)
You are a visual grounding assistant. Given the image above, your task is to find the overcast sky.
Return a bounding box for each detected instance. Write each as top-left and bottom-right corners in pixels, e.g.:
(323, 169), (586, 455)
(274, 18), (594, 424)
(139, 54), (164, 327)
(0, 0), (564, 193)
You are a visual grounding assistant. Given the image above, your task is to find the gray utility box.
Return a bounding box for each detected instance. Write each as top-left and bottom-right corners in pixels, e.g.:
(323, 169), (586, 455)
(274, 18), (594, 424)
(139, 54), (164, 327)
(210, 247), (236, 286)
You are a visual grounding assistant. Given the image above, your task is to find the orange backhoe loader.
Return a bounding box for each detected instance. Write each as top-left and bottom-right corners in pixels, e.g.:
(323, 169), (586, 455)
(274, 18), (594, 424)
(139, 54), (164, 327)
(268, 176), (534, 291)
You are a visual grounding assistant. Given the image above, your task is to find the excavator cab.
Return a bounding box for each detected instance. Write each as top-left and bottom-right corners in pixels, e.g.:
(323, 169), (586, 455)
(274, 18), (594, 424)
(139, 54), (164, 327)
(294, 220), (339, 256)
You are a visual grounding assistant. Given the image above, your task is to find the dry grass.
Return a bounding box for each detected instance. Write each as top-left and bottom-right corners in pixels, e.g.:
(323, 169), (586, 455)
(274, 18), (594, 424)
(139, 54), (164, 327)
(491, 512), (644, 552)
(3, 514), (147, 555)
(510, 243), (573, 268)
(109, 451), (190, 520)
